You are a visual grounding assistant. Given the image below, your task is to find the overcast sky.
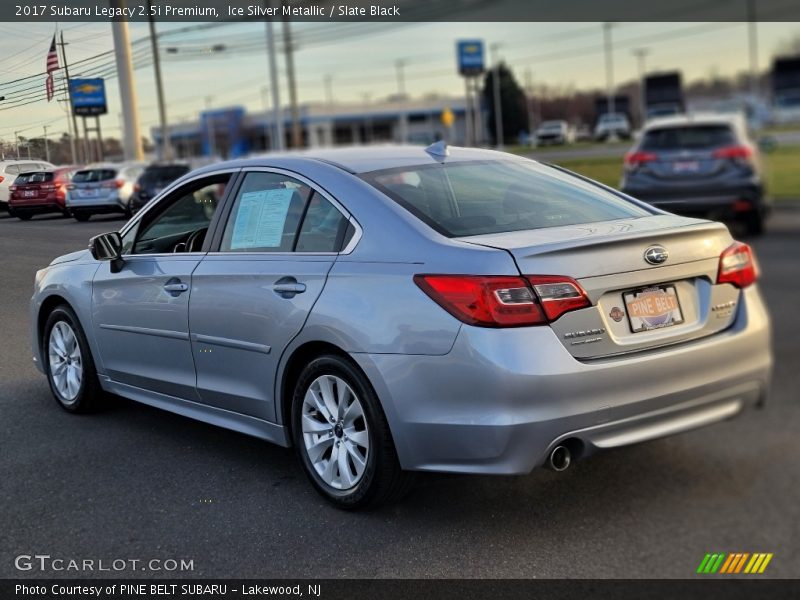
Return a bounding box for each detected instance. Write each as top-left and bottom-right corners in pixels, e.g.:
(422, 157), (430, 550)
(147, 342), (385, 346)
(1, 21), (799, 142)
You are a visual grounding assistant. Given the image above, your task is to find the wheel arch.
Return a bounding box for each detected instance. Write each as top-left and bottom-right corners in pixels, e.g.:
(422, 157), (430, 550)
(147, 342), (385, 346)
(278, 340), (351, 442)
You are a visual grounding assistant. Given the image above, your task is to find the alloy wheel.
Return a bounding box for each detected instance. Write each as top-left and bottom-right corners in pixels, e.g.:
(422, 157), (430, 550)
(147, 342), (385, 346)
(48, 321), (83, 403)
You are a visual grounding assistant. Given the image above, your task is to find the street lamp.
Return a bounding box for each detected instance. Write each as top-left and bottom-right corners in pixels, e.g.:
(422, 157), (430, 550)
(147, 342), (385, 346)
(632, 48), (650, 127)
(490, 43), (504, 149)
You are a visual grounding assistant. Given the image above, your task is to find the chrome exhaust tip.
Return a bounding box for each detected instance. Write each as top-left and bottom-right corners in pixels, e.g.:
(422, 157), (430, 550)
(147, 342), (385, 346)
(548, 445), (572, 472)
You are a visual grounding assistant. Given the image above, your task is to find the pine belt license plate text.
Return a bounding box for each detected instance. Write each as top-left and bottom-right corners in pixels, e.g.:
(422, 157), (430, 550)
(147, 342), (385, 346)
(623, 284), (684, 333)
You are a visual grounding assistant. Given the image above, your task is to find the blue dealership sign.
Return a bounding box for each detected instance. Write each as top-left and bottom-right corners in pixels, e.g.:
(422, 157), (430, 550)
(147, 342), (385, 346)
(70, 78), (107, 116)
(457, 40), (484, 76)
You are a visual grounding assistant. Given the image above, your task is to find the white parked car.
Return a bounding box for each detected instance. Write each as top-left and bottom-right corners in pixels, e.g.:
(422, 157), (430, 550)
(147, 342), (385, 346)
(535, 120), (575, 145)
(0, 159), (55, 207)
(594, 113), (632, 141)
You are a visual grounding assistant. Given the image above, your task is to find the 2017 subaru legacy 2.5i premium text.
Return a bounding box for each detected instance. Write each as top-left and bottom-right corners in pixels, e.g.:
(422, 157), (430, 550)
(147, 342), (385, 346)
(30, 144), (771, 508)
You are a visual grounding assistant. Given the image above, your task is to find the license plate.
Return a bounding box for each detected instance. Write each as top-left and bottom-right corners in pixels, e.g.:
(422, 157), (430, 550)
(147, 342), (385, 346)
(623, 284), (684, 333)
(24, 190), (37, 197)
(672, 160), (699, 173)
(79, 189), (99, 198)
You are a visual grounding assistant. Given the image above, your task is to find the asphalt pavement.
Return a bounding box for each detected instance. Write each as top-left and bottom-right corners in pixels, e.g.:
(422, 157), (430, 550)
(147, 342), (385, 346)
(1, 210), (798, 578)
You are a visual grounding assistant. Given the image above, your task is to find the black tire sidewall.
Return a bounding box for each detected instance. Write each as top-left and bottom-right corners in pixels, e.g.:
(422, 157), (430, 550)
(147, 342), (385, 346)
(43, 306), (96, 412)
(291, 355), (386, 507)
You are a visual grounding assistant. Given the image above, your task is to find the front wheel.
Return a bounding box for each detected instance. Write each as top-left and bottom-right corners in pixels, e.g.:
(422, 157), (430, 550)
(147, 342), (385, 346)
(291, 355), (413, 509)
(43, 305), (103, 413)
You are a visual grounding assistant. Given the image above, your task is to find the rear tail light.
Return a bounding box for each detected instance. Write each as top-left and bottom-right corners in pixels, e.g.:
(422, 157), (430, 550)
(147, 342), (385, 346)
(41, 184), (56, 192)
(9, 185), (16, 192)
(717, 241), (758, 288)
(0, 176), (4, 183)
(133, 183), (141, 193)
(526, 276), (591, 322)
(713, 145), (753, 161)
(414, 274), (590, 327)
(624, 151), (657, 171)
(66, 184), (76, 190)
(102, 179), (124, 189)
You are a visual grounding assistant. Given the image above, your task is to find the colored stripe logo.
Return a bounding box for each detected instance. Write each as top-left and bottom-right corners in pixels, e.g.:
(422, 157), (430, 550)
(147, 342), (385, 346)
(696, 553), (773, 574)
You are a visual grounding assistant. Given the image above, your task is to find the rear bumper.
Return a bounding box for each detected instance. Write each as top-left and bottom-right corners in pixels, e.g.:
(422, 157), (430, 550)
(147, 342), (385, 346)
(9, 197), (64, 212)
(66, 194), (127, 213)
(623, 182), (765, 217)
(352, 285), (771, 474)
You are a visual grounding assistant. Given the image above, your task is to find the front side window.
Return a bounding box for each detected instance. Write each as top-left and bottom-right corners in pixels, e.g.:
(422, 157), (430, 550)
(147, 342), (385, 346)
(362, 160), (651, 237)
(122, 174), (230, 255)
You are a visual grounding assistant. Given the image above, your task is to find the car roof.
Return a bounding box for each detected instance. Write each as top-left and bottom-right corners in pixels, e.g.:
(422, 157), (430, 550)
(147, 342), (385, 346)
(192, 144), (522, 176)
(643, 112), (742, 131)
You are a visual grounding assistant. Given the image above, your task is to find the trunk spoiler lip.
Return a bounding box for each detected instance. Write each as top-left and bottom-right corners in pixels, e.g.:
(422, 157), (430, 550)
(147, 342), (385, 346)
(455, 217), (728, 257)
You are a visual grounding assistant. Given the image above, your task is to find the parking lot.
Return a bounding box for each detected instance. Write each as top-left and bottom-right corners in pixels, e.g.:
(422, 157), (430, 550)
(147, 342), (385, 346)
(1, 209), (798, 579)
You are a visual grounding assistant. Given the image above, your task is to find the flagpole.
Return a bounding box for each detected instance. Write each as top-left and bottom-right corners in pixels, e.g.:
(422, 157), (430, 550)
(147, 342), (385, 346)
(56, 31), (80, 164)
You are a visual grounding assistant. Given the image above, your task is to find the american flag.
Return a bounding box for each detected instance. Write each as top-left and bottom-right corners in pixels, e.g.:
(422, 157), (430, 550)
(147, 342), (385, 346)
(45, 35), (59, 102)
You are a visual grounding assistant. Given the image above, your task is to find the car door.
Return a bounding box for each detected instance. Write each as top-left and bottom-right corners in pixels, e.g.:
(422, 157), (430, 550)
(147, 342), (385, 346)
(91, 172), (235, 400)
(189, 169), (356, 422)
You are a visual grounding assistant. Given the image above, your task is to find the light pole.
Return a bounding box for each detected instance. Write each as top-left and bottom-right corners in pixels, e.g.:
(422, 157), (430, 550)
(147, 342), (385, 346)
(323, 75), (333, 107)
(264, 4), (284, 152)
(204, 95), (216, 158)
(147, 0), (172, 161)
(632, 47), (650, 127)
(395, 59), (408, 143)
(602, 22), (617, 141)
(14, 131), (20, 158)
(747, 0), (760, 100)
(110, 1), (144, 161)
(490, 43), (504, 149)
(43, 125), (51, 163)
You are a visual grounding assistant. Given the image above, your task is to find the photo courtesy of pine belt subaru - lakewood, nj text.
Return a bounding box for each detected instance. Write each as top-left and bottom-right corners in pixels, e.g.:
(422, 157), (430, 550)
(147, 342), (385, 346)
(29, 144), (772, 509)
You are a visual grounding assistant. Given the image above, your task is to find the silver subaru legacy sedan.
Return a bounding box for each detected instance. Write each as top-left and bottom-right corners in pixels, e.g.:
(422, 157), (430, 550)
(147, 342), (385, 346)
(30, 144), (772, 509)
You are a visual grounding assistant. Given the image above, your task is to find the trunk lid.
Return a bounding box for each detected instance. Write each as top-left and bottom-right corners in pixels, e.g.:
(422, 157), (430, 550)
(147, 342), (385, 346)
(459, 215), (740, 359)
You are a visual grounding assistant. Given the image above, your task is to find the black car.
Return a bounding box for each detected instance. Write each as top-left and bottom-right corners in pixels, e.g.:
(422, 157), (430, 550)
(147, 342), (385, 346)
(621, 115), (767, 234)
(129, 163), (191, 213)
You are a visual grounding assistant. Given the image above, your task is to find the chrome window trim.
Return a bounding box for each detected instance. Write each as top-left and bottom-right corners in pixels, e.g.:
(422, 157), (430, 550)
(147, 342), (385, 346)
(217, 166), (363, 256)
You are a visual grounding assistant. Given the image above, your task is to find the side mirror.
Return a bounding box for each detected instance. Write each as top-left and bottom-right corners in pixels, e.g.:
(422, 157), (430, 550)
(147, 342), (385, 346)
(89, 232), (124, 272)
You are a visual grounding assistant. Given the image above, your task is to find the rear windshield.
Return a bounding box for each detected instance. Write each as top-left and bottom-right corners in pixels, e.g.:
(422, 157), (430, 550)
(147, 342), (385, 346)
(641, 125), (736, 150)
(362, 160), (651, 238)
(73, 169), (116, 183)
(139, 165), (190, 185)
(15, 171), (53, 184)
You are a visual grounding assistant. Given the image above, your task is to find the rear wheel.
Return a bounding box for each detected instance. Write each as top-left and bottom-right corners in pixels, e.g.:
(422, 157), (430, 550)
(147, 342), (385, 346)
(43, 305), (103, 413)
(743, 209), (765, 236)
(72, 211), (91, 222)
(16, 212), (32, 221)
(291, 354), (413, 509)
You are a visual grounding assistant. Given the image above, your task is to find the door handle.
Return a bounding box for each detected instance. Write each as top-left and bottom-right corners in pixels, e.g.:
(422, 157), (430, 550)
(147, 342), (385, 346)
(273, 277), (306, 298)
(163, 279), (189, 295)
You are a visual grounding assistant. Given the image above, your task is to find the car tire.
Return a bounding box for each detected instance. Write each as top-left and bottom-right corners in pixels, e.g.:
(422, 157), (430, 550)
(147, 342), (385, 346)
(73, 212), (91, 222)
(291, 354), (414, 509)
(744, 209), (765, 236)
(43, 305), (103, 413)
(16, 212), (32, 221)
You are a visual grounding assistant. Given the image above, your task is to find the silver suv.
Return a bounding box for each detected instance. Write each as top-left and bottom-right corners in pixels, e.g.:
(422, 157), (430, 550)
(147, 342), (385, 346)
(65, 162), (146, 221)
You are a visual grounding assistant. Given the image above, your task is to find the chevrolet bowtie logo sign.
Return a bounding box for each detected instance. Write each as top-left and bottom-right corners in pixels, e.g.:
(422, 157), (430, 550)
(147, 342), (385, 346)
(696, 552), (774, 574)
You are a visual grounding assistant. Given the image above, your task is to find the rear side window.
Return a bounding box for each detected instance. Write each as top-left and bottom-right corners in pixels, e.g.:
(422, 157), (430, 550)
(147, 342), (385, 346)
(18, 172), (53, 183)
(73, 169), (116, 183)
(363, 160), (650, 238)
(5, 165), (19, 175)
(641, 125), (736, 150)
(220, 172), (313, 253)
(220, 171), (352, 253)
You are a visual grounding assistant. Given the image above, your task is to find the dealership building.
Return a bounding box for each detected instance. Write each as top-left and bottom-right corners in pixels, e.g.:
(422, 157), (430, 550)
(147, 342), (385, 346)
(152, 97), (482, 159)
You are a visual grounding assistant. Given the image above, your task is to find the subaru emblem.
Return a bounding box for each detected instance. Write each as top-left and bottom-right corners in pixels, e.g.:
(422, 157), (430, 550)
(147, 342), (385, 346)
(644, 245), (669, 265)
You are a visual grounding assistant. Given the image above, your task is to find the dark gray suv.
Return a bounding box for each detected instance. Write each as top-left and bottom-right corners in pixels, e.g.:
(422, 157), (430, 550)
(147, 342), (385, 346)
(621, 114), (767, 234)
